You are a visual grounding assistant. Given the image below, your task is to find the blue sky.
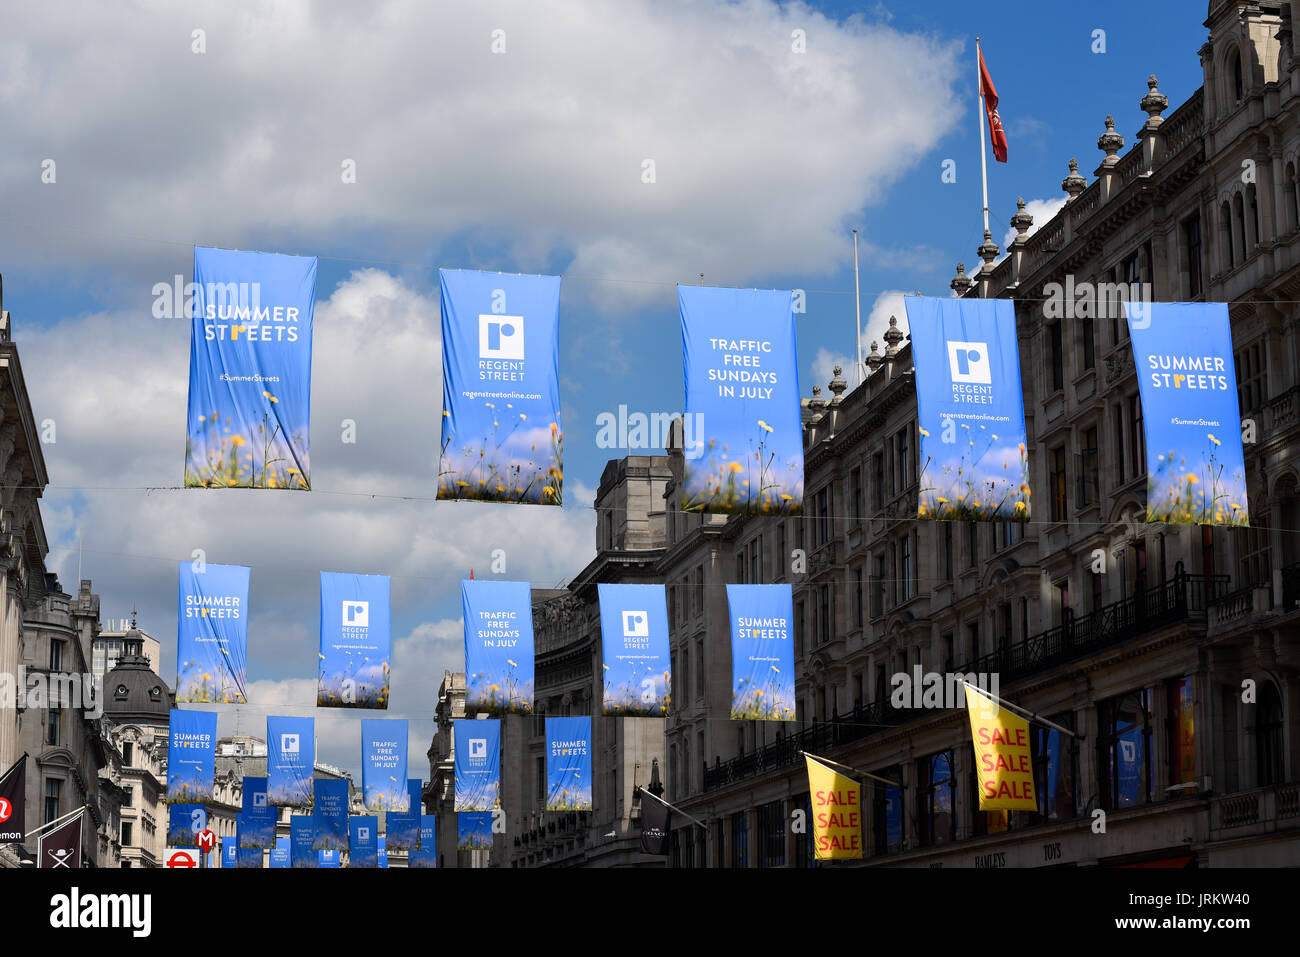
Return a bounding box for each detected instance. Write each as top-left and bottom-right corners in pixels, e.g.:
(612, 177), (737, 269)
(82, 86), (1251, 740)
(0, 1), (1211, 776)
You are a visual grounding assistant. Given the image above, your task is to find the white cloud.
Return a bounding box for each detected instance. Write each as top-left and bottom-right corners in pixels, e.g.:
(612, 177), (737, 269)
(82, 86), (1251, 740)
(1002, 197), (1068, 254)
(0, 1), (964, 296)
(863, 289), (909, 355)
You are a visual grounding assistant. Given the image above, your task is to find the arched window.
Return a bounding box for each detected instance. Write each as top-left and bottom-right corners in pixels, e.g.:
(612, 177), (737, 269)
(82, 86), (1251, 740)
(1233, 192), (1247, 264)
(1255, 681), (1284, 786)
(1232, 50), (1245, 102)
(1247, 183), (1261, 248)
(1220, 200), (1235, 270)
(1286, 161), (1299, 233)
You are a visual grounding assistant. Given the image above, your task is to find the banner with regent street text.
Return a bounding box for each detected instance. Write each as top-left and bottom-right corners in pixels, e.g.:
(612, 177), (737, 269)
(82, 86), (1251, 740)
(462, 579), (535, 714)
(598, 583), (671, 716)
(1126, 301), (1248, 525)
(184, 246), (316, 490)
(166, 709), (217, 803)
(361, 719), (409, 811)
(905, 297), (1030, 521)
(805, 755), (863, 860)
(438, 268), (563, 505)
(545, 716), (592, 811)
(267, 715), (315, 807)
(725, 584), (795, 720)
(239, 776), (275, 848)
(679, 285), (802, 514)
(318, 571), (391, 708)
(965, 684), (1037, 811)
(176, 560), (249, 703)
(454, 719), (501, 811)
(349, 816), (378, 868)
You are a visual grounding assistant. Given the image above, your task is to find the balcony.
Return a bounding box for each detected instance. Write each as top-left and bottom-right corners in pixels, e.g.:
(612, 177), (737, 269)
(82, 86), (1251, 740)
(703, 568), (1225, 793)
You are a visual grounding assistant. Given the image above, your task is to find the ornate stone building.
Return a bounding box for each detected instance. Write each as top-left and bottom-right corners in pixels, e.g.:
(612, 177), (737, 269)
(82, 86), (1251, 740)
(661, 0), (1300, 867)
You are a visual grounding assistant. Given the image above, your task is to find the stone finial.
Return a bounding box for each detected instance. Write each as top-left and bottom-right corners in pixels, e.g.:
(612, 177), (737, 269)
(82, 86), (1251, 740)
(883, 315), (904, 356)
(1097, 114), (1124, 167)
(978, 228), (1000, 269)
(1140, 74), (1167, 126)
(950, 261), (974, 296)
(829, 364), (847, 400)
(808, 384), (825, 421)
(1062, 157), (1087, 202)
(865, 340), (882, 375)
(1010, 197), (1033, 243)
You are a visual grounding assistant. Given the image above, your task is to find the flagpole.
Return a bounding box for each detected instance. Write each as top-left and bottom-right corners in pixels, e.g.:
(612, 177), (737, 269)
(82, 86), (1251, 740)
(852, 228), (863, 386)
(635, 786), (707, 830)
(976, 37), (990, 237)
(28, 804), (87, 840)
(960, 681), (1079, 738)
(801, 751), (902, 790)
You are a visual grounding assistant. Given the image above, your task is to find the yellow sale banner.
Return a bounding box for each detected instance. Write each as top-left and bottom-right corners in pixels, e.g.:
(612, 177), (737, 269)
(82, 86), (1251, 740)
(965, 684), (1037, 811)
(805, 755), (862, 860)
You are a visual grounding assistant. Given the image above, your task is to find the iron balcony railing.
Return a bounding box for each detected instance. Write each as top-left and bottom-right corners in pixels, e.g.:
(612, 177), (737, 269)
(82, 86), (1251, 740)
(703, 568), (1228, 793)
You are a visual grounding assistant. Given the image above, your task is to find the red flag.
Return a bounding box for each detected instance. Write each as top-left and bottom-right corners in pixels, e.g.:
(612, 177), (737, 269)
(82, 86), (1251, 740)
(979, 46), (1007, 163)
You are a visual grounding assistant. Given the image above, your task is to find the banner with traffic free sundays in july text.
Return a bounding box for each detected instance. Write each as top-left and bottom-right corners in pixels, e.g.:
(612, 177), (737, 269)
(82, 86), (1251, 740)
(312, 777), (350, 851)
(598, 583), (670, 716)
(438, 268), (563, 505)
(1126, 301), (1249, 525)
(462, 579), (535, 714)
(454, 719), (501, 811)
(176, 560), (249, 704)
(361, 719), (409, 811)
(184, 246), (316, 489)
(546, 716), (592, 811)
(905, 296), (1030, 521)
(318, 571), (391, 708)
(726, 584), (796, 720)
(679, 285), (802, 514)
(166, 709), (217, 803)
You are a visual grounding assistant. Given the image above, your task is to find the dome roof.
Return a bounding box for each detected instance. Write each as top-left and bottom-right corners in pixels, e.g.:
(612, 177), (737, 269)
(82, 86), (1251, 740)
(103, 633), (171, 723)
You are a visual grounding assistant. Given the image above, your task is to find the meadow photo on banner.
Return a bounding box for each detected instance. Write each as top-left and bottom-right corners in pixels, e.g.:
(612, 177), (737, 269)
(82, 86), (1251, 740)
(349, 816), (378, 868)
(312, 778), (350, 851)
(462, 579), (535, 714)
(906, 296), (1031, 521)
(410, 815), (438, 868)
(385, 805), (419, 852)
(726, 584), (796, 720)
(1126, 301), (1248, 525)
(239, 776), (275, 849)
(361, 719), (409, 811)
(453, 719), (501, 811)
(438, 268), (563, 505)
(184, 247), (316, 489)
(318, 571), (392, 708)
(267, 715), (315, 807)
(598, 583), (671, 716)
(166, 709), (217, 803)
(290, 815), (316, 868)
(546, 716), (593, 812)
(457, 812), (493, 851)
(269, 838), (290, 868)
(166, 804), (206, 847)
(679, 285), (803, 514)
(175, 561), (250, 704)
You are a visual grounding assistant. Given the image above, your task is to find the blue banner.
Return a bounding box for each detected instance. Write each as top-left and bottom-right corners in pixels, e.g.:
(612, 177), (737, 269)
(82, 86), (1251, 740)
(222, 837), (237, 868)
(462, 579), (535, 714)
(290, 815), (315, 868)
(408, 778), (423, 814)
(317, 571), (391, 708)
(453, 720), (501, 811)
(437, 268), (564, 506)
(361, 719), (408, 811)
(349, 816), (378, 868)
(1127, 302), (1248, 525)
(166, 709), (217, 803)
(166, 804), (207, 847)
(312, 778), (350, 850)
(184, 246), (316, 489)
(679, 285), (802, 514)
(318, 849), (340, 868)
(235, 837), (262, 869)
(457, 812), (493, 852)
(906, 297), (1031, 520)
(269, 838), (290, 869)
(410, 815), (437, 868)
(267, 715), (314, 806)
(546, 716), (592, 811)
(176, 561), (250, 703)
(378, 835), (388, 868)
(725, 585), (796, 721)
(598, 583), (670, 716)
(385, 807), (419, 852)
(239, 776), (275, 848)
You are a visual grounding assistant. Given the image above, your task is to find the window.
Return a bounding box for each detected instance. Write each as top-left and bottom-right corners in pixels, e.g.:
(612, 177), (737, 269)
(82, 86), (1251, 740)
(47, 707), (61, 747)
(967, 622), (980, 664)
(871, 554), (885, 617)
(693, 566), (704, 615)
(122, 742), (133, 766)
(1232, 50), (1244, 102)
(1113, 404), (1126, 482)
(898, 427), (912, 490)
(872, 453), (884, 510)
(1076, 427), (1099, 507)
(943, 522), (954, 581)
(900, 536), (913, 602)
(1235, 341), (1266, 413)
(1049, 445), (1067, 522)
(967, 522), (978, 568)
(694, 640), (704, 700)
(918, 751), (955, 846)
(1098, 690), (1152, 809)
(1256, 681), (1284, 786)
(1185, 216), (1203, 297)
(1048, 322), (1064, 391)
(122, 822), (133, 846)
(873, 775), (904, 855)
(1238, 522), (1271, 588)
(1127, 394), (1144, 486)
(854, 567), (864, 628)
(776, 523), (786, 579)
(49, 640), (64, 672)
(814, 487), (830, 548)
(730, 812), (749, 868)
(1081, 314), (1095, 371)
(851, 467), (863, 524)
(794, 601), (805, 659)
(1032, 718), (1078, 821)
(756, 801), (786, 867)
(44, 779), (60, 824)
(1167, 677), (1195, 789)
(750, 536), (761, 584)
(818, 585), (831, 645)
